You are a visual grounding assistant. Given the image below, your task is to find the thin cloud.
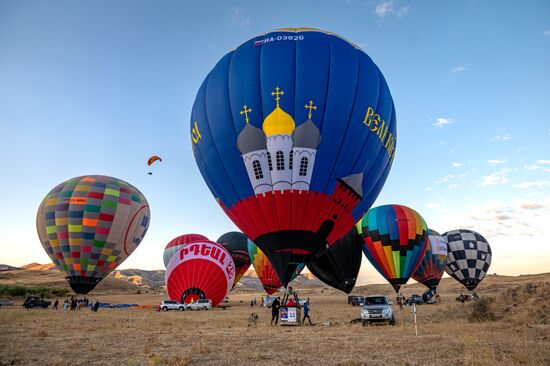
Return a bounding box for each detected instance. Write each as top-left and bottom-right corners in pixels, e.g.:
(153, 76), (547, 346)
(514, 181), (550, 189)
(480, 172), (509, 186)
(451, 66), (467, 73)
(490, 134), (512, 141)
(433, 118), (453, 128)
(487, 159), (506, 164)
(375, 0), (410, 18)
(544, 30), (550, 38)
(524, 164), (550, 173)
(448, 183), (461, 189)
(520, 203), (544, 210)
(537, 160), (550, 165)
(231, 8), (251, 31)
(425, 202), (441, 209)
(451, 162), (463, 167)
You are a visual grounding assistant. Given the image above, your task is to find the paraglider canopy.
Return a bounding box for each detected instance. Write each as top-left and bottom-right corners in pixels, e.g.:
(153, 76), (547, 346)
(147, 156), (162, 166)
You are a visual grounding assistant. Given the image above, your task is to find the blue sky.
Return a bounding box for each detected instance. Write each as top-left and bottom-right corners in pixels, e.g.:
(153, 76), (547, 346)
(1, 0), (549, 284)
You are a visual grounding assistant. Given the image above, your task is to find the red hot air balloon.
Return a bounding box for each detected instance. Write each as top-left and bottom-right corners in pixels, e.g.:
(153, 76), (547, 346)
(163, 233), (209, 267)
(165, 241), (235, 306)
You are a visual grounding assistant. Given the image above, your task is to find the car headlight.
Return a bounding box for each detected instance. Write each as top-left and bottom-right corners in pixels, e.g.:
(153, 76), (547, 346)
(383, 308), (391, 314)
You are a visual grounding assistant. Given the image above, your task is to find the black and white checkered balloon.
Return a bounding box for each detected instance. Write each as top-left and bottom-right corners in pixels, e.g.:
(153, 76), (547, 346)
(443, 229), (492, 291)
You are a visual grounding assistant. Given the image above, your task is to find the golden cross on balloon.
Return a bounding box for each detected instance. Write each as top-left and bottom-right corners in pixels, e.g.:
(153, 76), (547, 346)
(305, 100), (317, 119)
(271, 87), (284, 107)
(240, 105), (252, 124)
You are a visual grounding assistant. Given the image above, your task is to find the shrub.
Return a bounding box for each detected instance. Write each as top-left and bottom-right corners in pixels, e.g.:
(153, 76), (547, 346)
(0, 284), (69, 297)
(469, 296), (497, 322)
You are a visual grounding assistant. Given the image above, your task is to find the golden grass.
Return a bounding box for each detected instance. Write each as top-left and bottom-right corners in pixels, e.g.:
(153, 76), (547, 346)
(1, 276), (550, 366)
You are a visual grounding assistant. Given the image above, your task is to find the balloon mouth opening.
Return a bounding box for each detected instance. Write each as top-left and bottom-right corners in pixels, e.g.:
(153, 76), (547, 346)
(66, 276), (101, 294)
(388, 278), (408, 293)
(254, 230), (327, 286)
(181, 288), (206, 304)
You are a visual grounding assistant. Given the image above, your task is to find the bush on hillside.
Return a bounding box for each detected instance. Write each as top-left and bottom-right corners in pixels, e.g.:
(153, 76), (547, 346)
(0, 284), (69, 297)
(469, 296), (497, 322)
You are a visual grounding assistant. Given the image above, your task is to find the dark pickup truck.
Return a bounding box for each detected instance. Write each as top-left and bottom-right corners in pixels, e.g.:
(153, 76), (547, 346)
(22, 296), (51, 309)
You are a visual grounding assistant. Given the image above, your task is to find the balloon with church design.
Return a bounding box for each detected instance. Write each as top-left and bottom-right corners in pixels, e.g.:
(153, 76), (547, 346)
(190, 28), (396, 285)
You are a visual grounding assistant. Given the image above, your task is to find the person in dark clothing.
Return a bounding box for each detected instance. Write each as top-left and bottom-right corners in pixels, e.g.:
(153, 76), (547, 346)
(271, 297), (281, 325)
(52, 299), (59, 310)
(302, 301), (312, 325)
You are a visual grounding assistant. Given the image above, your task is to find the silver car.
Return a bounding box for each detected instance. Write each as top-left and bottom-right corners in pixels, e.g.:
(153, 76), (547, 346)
(360, 295), (395, 326)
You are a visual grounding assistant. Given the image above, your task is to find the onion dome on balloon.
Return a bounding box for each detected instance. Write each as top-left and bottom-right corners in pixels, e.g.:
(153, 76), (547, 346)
(36, 175), (150, 294)
(190, 28), (396, 285)
(163, 233), (209, 268)
(357, 204), (428, 293)
(443, 229), (492, 291)
(165, 240), (235, 306)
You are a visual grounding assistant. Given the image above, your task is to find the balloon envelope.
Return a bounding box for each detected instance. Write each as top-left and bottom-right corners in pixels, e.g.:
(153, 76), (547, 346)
(443, 229), (492, 291)
(163, 233), (209, 267)
(307, 225), (363, 293)
(36, 175), (150, 294)
(358, 204), (428, 293)
(190, 28), (396, 285)
(165, 241), (235, 306)
(411, 229), (448, 290)
(217, 231), (252, 286)
(247, 240), (282, 295)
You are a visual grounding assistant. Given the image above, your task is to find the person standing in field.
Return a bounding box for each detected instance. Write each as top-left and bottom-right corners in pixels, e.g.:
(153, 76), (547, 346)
(52, 299), (59, 309)
(302, 301), (312, 325)
(271, 297), (281, 325)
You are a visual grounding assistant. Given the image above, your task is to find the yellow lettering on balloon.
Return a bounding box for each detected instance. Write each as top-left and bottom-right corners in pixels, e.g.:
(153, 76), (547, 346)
(363, 107), (374, 127)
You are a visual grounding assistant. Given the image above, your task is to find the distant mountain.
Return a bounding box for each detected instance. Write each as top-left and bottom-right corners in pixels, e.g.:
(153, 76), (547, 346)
(112, 269), (166, 289)
(0, 264), (17, 271)
(17, 263), (323, 290)
(20, 262), (56, 271)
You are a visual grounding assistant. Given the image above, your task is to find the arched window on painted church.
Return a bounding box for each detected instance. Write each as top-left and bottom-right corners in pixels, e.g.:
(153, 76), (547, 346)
(267, 152), (272, 171)
(252, 160), (263, 180)
(299, 157), (308, 176)
(276, 151), (284, 170)
(289, 150), (293, 170)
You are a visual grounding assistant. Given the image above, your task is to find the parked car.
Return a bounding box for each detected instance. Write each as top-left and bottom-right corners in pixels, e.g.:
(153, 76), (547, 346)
(405, 294), (424, 305)
(185, 299), (212, 310)
(159, 300), (186, 311)
(22, 296), (51, 309)
(348, 295), (365, 306)
(360, 295), (395, 326)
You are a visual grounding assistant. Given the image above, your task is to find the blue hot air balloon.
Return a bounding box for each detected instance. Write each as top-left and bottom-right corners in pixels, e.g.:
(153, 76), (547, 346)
(190, 28), (396, 285)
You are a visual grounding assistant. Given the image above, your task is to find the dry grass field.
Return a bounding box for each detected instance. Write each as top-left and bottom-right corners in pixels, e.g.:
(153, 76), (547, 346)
(1, 272), (549, 366)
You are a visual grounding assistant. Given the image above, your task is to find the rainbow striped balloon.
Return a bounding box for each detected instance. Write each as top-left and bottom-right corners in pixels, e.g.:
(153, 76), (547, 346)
(357, 204), (428, 293)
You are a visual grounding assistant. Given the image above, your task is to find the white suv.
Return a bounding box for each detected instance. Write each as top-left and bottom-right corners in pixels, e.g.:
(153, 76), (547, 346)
(185, 299), (212, 310)
(360, 295), (395, 325)
(160, 300), (185, 311)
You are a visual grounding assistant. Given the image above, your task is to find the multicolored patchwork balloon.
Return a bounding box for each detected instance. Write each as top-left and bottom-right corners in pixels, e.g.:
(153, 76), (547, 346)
(190, 28), (396, 285)
(163, 233), (209, 267)
(357, 204), (428, 293)
(36, 175), (150, 294)
(165, 241), (235, 306)
(411, 229), (448, 290)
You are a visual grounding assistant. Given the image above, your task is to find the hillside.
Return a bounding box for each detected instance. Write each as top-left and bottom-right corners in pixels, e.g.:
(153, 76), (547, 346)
(0, 269), (150, 295)
(12, 263), (323, 291)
